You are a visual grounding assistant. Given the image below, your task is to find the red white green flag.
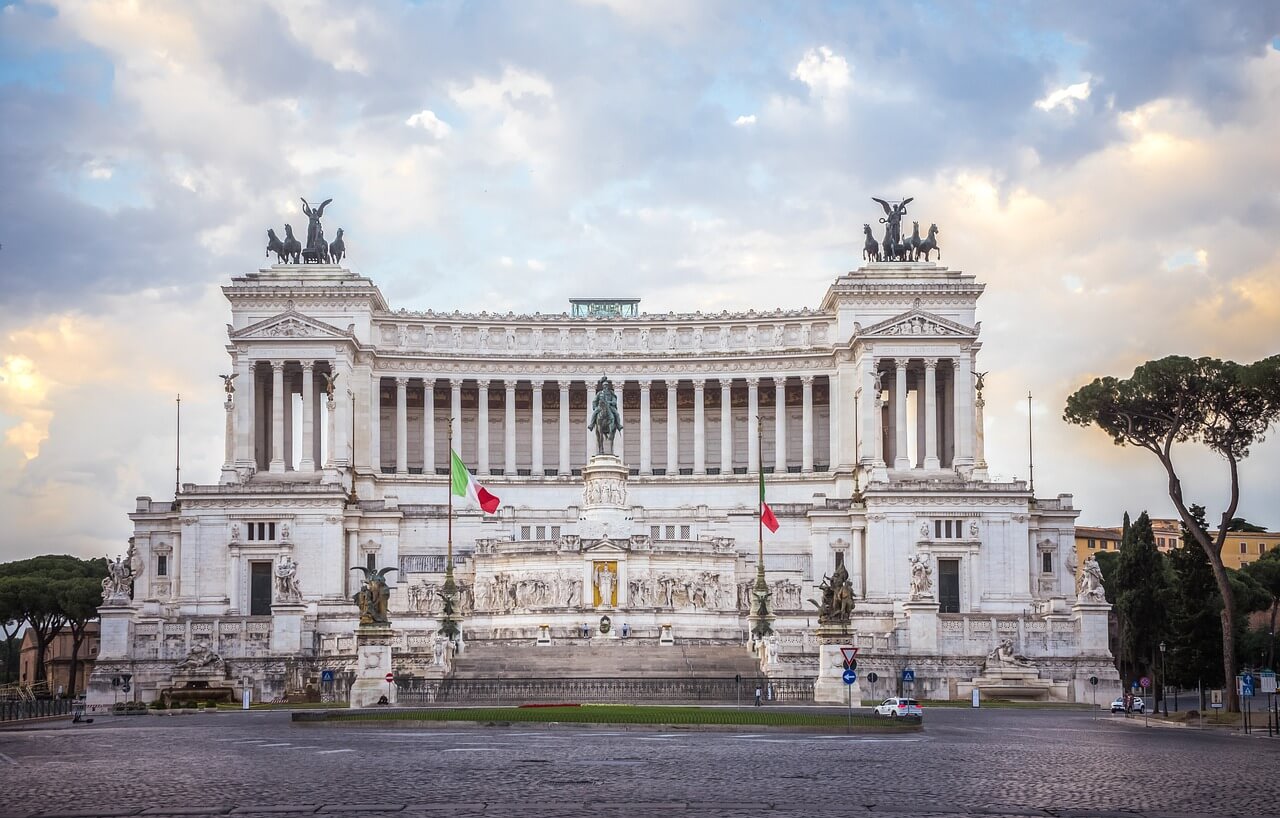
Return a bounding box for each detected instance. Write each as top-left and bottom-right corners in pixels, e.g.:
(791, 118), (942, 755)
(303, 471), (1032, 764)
(451, 449), (501, 514)
(759, 470), (779, 533)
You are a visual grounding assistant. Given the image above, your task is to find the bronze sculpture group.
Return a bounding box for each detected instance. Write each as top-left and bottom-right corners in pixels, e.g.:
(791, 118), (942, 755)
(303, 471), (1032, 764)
(810, 554), (856, 626)
(351, 566), (397, 626)
(267, 198), (346, 264)
(586, 375), (623, 455)
(863, 197), (940, 262)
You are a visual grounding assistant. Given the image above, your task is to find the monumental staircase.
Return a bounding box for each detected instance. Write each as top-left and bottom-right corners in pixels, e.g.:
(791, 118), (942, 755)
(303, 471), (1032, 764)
(423, 641), (811, 704)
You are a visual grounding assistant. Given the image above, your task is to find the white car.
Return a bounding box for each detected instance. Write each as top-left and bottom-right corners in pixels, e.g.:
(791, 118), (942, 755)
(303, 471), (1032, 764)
(875, 697), (923, 717)
(1110, 696), (1145, 714)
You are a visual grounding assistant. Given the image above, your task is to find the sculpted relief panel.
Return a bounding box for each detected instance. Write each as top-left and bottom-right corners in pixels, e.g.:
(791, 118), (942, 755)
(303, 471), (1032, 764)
(370, 317), (832, 357)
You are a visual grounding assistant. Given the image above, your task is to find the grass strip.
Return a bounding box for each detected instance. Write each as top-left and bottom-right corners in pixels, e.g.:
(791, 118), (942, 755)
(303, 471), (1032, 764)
(305, 704), (914, 728)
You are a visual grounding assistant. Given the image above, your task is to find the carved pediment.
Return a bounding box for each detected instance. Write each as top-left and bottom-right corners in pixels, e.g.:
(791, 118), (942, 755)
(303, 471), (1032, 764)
(859, 308), (976, 339)
(230, 309), (353, 341)
(584, 537), (628, 553)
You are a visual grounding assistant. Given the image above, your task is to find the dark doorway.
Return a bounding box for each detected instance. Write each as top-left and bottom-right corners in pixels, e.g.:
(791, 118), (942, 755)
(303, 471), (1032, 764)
(938, 559), (960, 613)
(250, 561), (273, 616)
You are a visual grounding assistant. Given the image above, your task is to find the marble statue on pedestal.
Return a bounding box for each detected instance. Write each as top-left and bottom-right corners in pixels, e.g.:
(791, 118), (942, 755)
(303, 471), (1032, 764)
(908, 554), (933, 599)
(1077, 555), (1106, 603)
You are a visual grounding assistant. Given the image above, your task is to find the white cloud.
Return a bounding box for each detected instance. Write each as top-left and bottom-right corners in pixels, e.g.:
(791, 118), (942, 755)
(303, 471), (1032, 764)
(792, 46), (851, 100)
(1035, 80), (1092, 113)
(405, 109), (451, 139)
(527, 259), (546, 271)
(499, 256), (514, 267)
(733, 114), (757, 127)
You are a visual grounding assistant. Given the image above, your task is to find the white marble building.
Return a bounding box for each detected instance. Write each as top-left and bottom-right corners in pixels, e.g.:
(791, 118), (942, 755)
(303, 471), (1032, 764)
(91, 259), (1118, 705)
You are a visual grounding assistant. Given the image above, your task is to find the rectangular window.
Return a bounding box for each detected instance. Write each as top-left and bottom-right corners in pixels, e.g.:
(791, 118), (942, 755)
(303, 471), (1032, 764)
(938, 559), (960, 613)
(249, 562), (273, 616)
(520, 526), (531, 540)
(665, 525), (676, 539)
(956, 520), (964, 537)
(551, 526), (561, 539)
(156, 555), (168, 577)
(1260, 543), (1266, 554)
(651, 526), (661, 540)
(934, 520), (942, 539)
(1088, 539), (1096, 549)
(1241, 542), (1248, 554)
(1042, 552), (1053, 573)
(366, 553), (376, 571)
(680, 525), (691, 539)
(535, 526), (545, 539)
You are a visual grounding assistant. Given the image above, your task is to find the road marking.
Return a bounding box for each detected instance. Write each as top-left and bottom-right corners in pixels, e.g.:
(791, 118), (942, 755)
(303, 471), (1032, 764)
(0, 752), (17, 765)
(257, 743), (292, 747)
(315, 749), (354, 754)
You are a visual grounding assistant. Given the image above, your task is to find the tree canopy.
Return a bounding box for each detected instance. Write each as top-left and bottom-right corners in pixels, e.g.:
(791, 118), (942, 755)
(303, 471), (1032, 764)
(1064, 354), (1280, 710)
(0, 555), (108, 690)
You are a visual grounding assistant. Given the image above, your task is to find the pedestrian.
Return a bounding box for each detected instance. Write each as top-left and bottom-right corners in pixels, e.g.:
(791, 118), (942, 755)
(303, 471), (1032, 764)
(754, 685), (762, 707)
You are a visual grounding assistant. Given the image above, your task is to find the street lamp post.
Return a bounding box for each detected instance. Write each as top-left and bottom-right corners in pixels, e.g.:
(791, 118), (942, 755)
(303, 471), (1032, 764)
(1159, 641), (1167, 717)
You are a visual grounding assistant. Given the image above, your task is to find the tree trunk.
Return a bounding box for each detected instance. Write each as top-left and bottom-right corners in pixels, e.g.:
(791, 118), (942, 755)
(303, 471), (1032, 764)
(67, 631), (84, 698)
(1268, 600), (1277, 672)
(1161, 455), (1242, 711)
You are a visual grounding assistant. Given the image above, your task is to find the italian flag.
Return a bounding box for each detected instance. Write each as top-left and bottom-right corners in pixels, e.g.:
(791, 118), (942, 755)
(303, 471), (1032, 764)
(759, 470), (779, 533)
(450, 449), (501, 514)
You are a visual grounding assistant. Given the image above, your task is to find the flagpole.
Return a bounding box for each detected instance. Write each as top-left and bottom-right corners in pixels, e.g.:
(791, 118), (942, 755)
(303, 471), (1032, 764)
(441, 415), (459, 642)
(750, 415), (773, 640)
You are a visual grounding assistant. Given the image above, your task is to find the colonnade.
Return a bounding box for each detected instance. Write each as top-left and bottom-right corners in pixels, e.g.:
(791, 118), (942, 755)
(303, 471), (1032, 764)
(865, 356), (973, 471)
(371, 375), (832, 478)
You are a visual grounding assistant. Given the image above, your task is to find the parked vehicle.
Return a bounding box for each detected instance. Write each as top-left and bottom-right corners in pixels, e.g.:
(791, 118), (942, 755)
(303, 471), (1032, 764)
(1110, 696), (1145, 713)
(875, 697), (923, 717)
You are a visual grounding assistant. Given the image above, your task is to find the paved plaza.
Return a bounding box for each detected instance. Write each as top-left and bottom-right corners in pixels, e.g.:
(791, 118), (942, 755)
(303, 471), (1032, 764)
(2, 707), (1279, 818)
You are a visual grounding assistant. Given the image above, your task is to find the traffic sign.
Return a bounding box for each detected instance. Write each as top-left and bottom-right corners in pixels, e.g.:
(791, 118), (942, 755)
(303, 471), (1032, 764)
(1139, 676), (1150, 689)
(1089, 676), (1099, 686)
(1131, 681), (1139, 690)
(902, 669), (915, 683)
(321, 669), (335, 683)
(1210, 689), (1223, 709)
(840, 646), (858, 668)
(1261, 671), (1277, 695)
(866, 672), (878, 684)
(842, 669), (857, 685)
(1239, 674), (1255, 697)
(384, 672), (395, 683)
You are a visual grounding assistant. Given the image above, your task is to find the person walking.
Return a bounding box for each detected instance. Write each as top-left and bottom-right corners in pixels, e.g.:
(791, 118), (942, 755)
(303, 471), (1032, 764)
(754, 685), (762, 707)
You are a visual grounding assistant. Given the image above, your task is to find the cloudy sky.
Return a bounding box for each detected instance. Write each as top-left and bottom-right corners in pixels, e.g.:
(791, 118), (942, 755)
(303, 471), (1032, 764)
(1, 1), (1279, 561)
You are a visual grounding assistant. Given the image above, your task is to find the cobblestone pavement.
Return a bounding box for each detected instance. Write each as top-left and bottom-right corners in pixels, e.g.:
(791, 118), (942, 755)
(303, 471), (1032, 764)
(2, 707), (1278, 818)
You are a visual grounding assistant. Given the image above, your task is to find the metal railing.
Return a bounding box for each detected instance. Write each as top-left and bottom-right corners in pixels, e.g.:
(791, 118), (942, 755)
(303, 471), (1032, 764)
(0, 698), (72, 723)
(394, 676), (815, 706)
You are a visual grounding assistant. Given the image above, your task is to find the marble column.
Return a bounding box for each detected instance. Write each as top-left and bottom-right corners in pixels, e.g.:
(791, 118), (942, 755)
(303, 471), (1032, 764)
(774, 377), (787, 473)
(283, 369), (294, 470)
(954, 355), (974, 468)
(747, 377), (760, 474)
(299, 363), (316, 471)
(504, 381), (516, 476)
(719, 379), (732, 474)
(692, 379), (706, 475)
(924, 359), (940, 470)
(234, 355), (252, 468)
(370, 373), (381, 473)
(639, 381), (652, 475)
(558, 381), (571, 475)
(450, 379), (462, 459)
(477, 380), (490, 476)
(531, 380), (544, 476)
(616, 380), (626, 461)
(894, 361), (910, 470)
(665, 381), (678, 474)
(915, 368), (926, 468)
(827, 373), (839, 471)
(395, 376), (408, 475)
(801, 375), (814, 473)
(585, 382), (597, 460)
(326, 374), (338, 469)
(422, 378), (435, 475)
(269, 361), (285, 473)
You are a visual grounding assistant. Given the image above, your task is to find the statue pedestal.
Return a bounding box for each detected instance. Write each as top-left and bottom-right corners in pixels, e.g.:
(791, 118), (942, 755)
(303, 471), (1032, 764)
(349, 626), (397, 708)
(96, 603), (135, 660)
(903, 599), (940, 654)
(271, 602), (307, 655)
(579, 455), (631, 541)
(1072, 600), (1111, 654)
(813, 625), (861, 704)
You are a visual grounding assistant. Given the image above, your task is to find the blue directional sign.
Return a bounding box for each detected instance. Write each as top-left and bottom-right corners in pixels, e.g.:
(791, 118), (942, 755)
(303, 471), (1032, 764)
(1241, 673), (1255, 697)
(321, 669), (335, 683)
(842, 669), (857, 685)
(902, 669), (915, 683)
